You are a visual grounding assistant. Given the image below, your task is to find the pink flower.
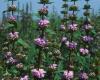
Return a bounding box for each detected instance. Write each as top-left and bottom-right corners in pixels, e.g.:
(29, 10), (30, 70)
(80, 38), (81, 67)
(68, 23), (78, 31)
(5, 51), (12, 58)
(84, 24), (92, 30)
(38, 19), (49, 29)
(61, 37), (67, 43)
(20, 75), (29, 80)
(34, 37), (47, 47)
(8, 15), (16, 22)
(39, 6), (48, 15)
(49, 64), (57, 70)
(80, 48), (89, 55)
(31, 68), (46, 79)
(65, 41), (77, 49)
(65, 41), (70, 46)
(9, 32), (19, 40)
(79, 72), (88, 80)
(6, 57), (17, 64)
(63, 70), (74, 80)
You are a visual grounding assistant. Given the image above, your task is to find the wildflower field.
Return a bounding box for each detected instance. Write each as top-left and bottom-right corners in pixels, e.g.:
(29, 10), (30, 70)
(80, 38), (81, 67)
(0, 0), (100, 80)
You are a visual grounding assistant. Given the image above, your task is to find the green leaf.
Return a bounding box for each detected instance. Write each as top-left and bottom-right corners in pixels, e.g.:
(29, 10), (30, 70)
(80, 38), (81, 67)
(54, 61), (63, 80)
(25, 45), (37, 64)
(46, 29), (56, 35)
(4, 23), (14, 29)
(16, 38), (30, 48)
(74, 31), (81, 38)
(91, 29), (96, 35)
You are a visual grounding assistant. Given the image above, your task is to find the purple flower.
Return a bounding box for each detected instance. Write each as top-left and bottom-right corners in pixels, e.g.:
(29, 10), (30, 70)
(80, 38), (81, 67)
(65, 41), (77, 49)
(38, 19), (49, 29)
(80, 48), (89, 55)
(60, 24), (66, 31)
(79, 72), (88, 80)
(31, 68), (46, 79)
(82, 36), (93, 42)
(20, 75), (29, 80)
(8, 31), (19, 40)
(6, 57), (17, 64)
(63, 70), (74, 80)
(8, 15), (16, 22)
(49, 64), (57, 70)
(39, 6), (48, 15)
(68, 23), (78, 31)
(84, 24), (92, 30)
(5, 51), (12, 58)
(61, 37), (67, 43)
(34, 37), (47, 47)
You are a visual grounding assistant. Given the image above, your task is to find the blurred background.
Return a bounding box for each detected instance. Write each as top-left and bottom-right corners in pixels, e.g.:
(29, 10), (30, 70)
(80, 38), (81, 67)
(0, 0), (100, 19)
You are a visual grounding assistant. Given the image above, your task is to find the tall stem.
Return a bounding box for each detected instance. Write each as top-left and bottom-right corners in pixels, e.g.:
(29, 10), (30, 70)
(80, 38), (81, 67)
(38, 48), (42, 69)
(12, 0), (14, 15)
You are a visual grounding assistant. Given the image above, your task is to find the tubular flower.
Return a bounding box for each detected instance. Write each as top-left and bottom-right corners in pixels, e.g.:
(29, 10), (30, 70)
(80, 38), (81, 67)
(5, 51), (12, 58)
(63, 70), (74, 80)
(8, 15), (16, 23)
(34, 37), (47, 47)
(80, 48), (89, 55)
(79, 72), (88, 80)
(39, 6), (48, 16)
(8, 32), (19, 40)
(20, 75), (29, 80)
(31, 68), (46, 79)
(68, 23), (78, 31)
(83, 24), (92, 30)
(38, 19), (49, 29)
(6, 57), (17, 64)
(49, 64), (57, 70)
(65, 41), (77, 49)
(82, 36), (93, 42)
(61, 37), (67, 43)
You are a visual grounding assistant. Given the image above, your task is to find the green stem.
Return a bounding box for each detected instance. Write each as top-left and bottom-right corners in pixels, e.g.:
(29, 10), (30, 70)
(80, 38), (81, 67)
(12, 41), (15, 52)
(37, 48), (42, 69)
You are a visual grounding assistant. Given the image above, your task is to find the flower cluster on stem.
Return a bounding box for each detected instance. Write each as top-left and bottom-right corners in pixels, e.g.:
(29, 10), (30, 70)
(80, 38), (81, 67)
(33, 0), (51, 79)
(61, 0), (79, 79)
(79, 0), (95, 79)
